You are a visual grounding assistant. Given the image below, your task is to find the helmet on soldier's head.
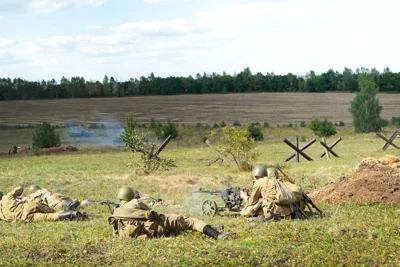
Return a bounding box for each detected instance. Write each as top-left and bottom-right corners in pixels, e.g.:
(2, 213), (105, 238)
(29, 185), (40, 192)
(267, 168), (279, 178)
(252, 165), (268, 177)
(132, 189), (140, 199)
(116, 186), (138, 201)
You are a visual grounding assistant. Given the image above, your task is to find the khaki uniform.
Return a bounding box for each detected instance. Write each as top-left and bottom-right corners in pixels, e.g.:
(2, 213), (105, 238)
(23, 188), (77, 210)
(108, 199), (207, 239)
(0, 187), (60, 222)
(241, 177), (293, 217)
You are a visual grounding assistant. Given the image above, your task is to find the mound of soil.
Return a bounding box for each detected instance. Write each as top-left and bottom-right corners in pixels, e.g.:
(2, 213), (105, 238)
(309, 155), (400, 204)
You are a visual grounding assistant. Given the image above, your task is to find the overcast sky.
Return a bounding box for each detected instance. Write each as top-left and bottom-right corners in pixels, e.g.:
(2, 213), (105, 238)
(0, 0), (399, 82)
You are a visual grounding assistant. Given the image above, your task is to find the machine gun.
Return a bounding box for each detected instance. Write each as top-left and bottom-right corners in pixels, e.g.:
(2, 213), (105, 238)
(193, 187), (244, 216)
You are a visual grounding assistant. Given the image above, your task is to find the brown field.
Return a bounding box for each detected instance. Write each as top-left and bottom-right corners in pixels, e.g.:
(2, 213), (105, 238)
(0, 92), (399, 126)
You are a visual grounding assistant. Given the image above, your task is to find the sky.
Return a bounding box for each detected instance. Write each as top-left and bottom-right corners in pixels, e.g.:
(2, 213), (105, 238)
(0, 0), (399, 82)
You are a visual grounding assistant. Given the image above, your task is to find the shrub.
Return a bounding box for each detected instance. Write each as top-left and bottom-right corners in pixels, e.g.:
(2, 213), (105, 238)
(247, 121), (264, 141)
(300, 121), (306, 127)
(300, 135), (307, 142)
(32, 121), (61, 149)
(309, 119), (337, 137)
(213, 122), (219, 128)
(233, 121), (242, 127)
(263, 122), (269, 128)
(391, 117), (400, 126)
(339, 121), (345, 127)
(220, 121), (226, 127)
(288, 123), (293, 128)
(216, 126), (259, 170)
(196, 122), (202, 128)
(202, 136), (207, 143)
(159, 121), (179, 140)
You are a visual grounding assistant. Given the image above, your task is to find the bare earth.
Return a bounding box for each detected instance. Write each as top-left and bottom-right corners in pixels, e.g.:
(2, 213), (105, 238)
(0, 92), (399, 125)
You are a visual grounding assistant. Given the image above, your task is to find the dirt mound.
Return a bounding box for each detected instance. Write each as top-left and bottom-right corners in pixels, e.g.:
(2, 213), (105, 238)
(309, 155), (400, 204)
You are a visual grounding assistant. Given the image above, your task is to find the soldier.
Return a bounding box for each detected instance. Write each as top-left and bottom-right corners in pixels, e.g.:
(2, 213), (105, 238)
(108, 186), (234, 240)
(0, 186), (88, 222)
(23, 185), (80, 211)
(240, 166), (293, 221)
(0, 191), (3, 200)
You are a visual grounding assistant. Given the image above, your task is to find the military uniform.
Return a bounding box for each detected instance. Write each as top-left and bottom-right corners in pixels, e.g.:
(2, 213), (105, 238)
(241, 166), (293, 218)
(0, 186), (60, 222)
(23, 186), (80, 211)
(109, 199), (207, 239)
(109, 186), (233, 240)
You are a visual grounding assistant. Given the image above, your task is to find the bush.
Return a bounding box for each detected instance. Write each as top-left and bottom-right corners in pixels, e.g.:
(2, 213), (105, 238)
(300, 135), (307, 142)
(288, 123), (293, 128)
(202, 136), (207, 143)
(263, 122), (269, 128)
(300, 121), (306, 127)
(247, 121), (264, 141)
(233, 121), (242, 127)
(32, 121), (61, 149)
(196, 122), (202, 128)
(213, 122), (219, 128)
(392, 117), (400, 126)
(220, 121), (226, 127)
(309, 119), (337, 137)
(159, 121), (179, 140)
(339, 121), (345, 127)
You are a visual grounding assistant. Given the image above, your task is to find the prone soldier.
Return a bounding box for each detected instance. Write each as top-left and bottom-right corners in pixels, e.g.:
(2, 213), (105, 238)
(22, 185), (81, 211)
(108, 186), (234, 240)
(0, 186), (88, 222)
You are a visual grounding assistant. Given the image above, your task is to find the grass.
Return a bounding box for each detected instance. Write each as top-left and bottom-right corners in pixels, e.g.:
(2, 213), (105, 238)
(1, 126), (400, 266)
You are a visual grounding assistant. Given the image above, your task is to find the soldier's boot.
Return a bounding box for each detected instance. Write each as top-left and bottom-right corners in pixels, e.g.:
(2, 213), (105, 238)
(62, 200), (81, 211)
(264, 211), (281, 222)
(202, 225), (235, 240)
(292, 206), (303, 220)
(58, 211), (89, 221)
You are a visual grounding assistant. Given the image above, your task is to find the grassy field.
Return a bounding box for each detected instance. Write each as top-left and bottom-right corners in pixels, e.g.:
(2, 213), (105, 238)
(1, 125), (400, 266)
(1, 92), (400, 127)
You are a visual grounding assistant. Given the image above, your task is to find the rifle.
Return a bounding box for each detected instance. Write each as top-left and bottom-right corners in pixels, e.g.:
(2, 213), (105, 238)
(277, 168), (323, 217)
(193, 187), (244, 214)
(83, 199), (120, 213)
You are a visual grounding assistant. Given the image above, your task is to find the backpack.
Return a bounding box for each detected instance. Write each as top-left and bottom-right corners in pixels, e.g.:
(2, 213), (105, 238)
(274, 179), (300, 205)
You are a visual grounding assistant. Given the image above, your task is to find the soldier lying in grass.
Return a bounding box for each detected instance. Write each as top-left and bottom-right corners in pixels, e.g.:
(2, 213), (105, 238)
(0, 186), (88, 222)
(22, 185), (81, 211)
(108, 186), (234, 240)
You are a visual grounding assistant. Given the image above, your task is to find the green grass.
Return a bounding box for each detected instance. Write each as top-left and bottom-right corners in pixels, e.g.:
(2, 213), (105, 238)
(1, 127), (400, 266)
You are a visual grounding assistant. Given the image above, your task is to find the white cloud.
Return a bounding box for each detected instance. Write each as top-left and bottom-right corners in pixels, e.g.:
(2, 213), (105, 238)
(2, 0), (400, 81)
(143, 0), (176, 3)
(0, 0), (107, 13)
(0, 38), (14, 47)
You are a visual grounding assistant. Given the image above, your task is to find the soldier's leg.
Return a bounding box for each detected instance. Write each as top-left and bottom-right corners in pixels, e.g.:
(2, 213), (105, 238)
(163, 214), (207, 233)
(163, 214), (234, 240)
(31, 213), (60, 222)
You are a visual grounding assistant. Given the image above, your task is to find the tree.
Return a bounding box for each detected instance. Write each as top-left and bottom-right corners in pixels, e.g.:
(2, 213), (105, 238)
(349, 71), (385, 133)
(246, 121), (264, 141)
(32, 121), (61, 149)
(103, 75), (109, 96)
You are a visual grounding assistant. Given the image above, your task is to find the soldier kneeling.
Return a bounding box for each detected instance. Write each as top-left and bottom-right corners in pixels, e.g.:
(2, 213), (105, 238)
(108, 186), (234, 240)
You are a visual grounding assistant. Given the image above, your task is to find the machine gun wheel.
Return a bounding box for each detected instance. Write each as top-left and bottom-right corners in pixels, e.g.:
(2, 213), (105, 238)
(201, 199), (217, 217)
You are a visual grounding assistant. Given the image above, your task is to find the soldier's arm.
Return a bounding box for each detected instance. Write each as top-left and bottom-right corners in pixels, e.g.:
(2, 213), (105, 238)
(246, 180), (263, 205)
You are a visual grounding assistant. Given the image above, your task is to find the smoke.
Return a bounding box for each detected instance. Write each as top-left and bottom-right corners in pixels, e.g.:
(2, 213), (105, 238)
(61, 117), (125, 147)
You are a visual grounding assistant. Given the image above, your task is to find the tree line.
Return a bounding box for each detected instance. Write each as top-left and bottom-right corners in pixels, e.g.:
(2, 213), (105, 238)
(1, 67), (400, 100)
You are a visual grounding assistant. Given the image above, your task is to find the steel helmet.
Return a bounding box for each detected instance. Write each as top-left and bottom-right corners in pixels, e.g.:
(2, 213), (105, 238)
(267, 168), (279, 177)
(252, 165), (268, 177)
(116, 186), (138, 201)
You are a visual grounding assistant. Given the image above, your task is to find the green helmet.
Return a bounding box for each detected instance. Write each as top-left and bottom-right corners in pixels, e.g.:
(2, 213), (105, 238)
(252, 165), (268, 177)
(29, 185), (40, 192)
(116, 186), (138, 201)
(133, 189), (140, 199)
(267, 168), (279, 177)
